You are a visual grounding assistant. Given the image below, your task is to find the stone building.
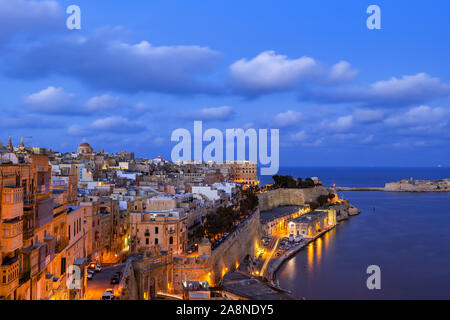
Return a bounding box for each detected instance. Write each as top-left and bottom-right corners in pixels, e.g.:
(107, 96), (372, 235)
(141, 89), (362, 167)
(229, 161), (258, 186)
(260, 205), (310, 237)
(0, 153), (57, 300)
(288, 209), (337, 239)
(130, 209), (188, 255)
(77, 142), (93, 155)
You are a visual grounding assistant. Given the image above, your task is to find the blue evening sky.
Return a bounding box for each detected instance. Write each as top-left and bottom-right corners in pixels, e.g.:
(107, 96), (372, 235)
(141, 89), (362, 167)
(1, 0), (449, 166)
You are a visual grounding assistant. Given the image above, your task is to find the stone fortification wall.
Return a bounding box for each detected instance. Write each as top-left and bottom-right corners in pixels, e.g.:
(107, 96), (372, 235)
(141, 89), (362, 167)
(258, 187), (330, 211)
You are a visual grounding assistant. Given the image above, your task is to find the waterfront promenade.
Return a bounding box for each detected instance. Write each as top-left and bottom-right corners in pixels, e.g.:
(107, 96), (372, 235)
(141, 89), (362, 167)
(264, 225), (336, 282)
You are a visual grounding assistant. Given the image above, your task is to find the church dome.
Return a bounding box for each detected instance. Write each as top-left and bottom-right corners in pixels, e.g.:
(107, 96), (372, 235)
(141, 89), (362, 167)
(77, 142), (93, 154)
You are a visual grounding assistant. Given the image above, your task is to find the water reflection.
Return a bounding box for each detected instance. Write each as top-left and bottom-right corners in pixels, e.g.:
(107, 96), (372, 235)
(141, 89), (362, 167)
(281, 257), (297, 282)
(316, 237), (322, 265)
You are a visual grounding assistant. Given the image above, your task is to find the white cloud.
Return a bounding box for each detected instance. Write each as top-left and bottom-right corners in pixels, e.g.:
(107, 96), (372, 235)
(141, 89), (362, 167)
(362, 134), (375, 144)
(327, 61), (358, 83)
(5, 28), (222, 95)
(229, 51), (360, 96)
(22, 87), (149, 116)
(180, 106), (234, 121)
(303, 73), (450, 106)
(370, 73), (450, 102)
(229, 51), (318, 94)
(90, 116), (141, 131)
(84, 94), (122, 112)
(290, 130), (308, 142)
(22, 86), (77, 113)
(273, 110), (302, 127)
(353, 108), (386, 123)
(68, 116), (146, 136)
(328, 115), (354, 132)
(384, 105), (450, 127)
(0, 0), (62, 43)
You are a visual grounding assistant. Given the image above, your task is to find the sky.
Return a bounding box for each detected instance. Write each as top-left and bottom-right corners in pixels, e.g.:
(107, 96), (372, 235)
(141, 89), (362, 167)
(0, 0), (449, 167)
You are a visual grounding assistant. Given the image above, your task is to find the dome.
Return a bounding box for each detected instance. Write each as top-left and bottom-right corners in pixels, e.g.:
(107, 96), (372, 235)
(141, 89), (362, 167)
(77, 142), (93, 154)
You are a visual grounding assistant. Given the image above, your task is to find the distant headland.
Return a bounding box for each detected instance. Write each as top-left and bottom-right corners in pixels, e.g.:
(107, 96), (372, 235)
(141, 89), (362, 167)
(384, 178), (450, 192)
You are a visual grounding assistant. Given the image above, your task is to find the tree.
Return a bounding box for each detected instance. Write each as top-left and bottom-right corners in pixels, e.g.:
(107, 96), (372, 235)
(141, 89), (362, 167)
(239, 189), (259, 216)
(272, 175), (316, 189)
(203, 206), (237, 240)
(308, 201), (319, 211)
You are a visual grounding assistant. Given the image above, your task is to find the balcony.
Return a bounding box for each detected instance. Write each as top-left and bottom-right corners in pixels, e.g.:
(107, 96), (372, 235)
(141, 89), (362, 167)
(55, 238), (69, 254)
(1, 187), (24, 220)
(21, 244), (42, 279)
(0, 219), (23, 252)
(24, 194), (35, 206)
(0, 258), (20, 298)
(37, 185), (50, 195)
(37, 237), (56, 272)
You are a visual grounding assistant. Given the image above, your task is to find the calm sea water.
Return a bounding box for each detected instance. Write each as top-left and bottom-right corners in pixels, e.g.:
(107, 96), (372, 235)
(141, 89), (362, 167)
(264, 167), (450, 300)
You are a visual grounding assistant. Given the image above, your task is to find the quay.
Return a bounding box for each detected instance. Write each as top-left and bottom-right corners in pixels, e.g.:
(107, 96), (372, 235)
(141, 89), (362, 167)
(264, 225), (336, 282)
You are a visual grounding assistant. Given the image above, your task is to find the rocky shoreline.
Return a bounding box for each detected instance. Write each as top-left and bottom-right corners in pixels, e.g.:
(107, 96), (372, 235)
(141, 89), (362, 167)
(326, 198), (361, 222)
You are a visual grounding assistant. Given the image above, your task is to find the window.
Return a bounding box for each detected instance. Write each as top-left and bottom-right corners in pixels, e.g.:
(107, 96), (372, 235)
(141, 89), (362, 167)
(155, 227), (159, 234)
(61, 258), (66, 275)
(68, 225), (71, 240)
(169, 237), (173, 245)
(155, 238), (158, 245)
(146, 238), (149, 245)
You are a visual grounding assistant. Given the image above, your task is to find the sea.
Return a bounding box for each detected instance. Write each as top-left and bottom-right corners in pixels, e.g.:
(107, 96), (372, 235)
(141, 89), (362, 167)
(260, 167), (450, 300)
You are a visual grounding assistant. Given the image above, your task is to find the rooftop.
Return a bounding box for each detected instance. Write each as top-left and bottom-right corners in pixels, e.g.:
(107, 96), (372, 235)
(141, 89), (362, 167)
(222, 272), (298, 300)
(67, 206), (82, 214)
(260, 205), (309, 223)
(291, 210), (328, 223)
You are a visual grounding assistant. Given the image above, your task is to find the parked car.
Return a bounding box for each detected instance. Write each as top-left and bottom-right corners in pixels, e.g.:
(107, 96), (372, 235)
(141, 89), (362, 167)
(89, 262), (102, 273)
(87, 270), (94, 280)
(288, 234), (294, 242)
(110, 274), (120, 284)
(295, 235), (303, 243)
(102, 289), (115, 300)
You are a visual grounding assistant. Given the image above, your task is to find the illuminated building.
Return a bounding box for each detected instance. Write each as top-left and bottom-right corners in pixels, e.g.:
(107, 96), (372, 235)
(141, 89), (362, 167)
(229, 161), (258, 186)
(77, 142), (93, 155)
(130, 209), (188, 255)
(288, 209), (337, 239)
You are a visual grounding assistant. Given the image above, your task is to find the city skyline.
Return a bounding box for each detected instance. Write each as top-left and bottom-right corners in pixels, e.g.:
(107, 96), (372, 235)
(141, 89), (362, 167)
(1, 0), (450, 167)
(1, 0), (450, 304)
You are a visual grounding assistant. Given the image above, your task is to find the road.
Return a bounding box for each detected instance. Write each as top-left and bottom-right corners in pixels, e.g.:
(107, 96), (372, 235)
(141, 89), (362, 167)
(260, 236), (280, 278)
(85, 263), (124, 300)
